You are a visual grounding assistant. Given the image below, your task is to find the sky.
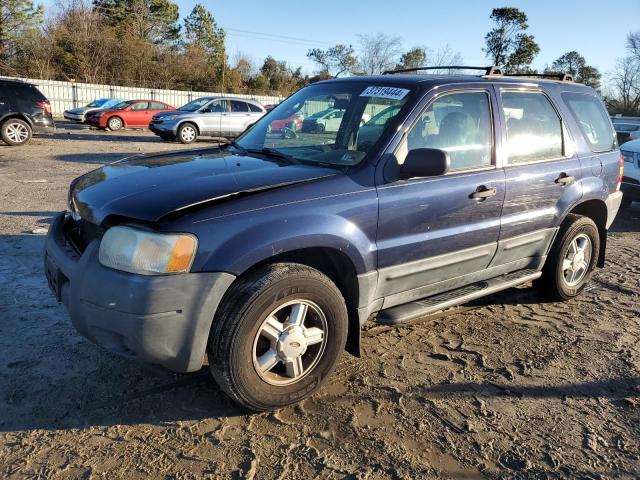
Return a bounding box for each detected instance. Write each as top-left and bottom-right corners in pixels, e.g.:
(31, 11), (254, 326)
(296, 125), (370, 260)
(42, 0), (639, 77)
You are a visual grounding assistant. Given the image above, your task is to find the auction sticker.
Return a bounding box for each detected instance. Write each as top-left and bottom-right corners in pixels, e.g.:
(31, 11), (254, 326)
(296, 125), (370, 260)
(360, 86), (409, 100)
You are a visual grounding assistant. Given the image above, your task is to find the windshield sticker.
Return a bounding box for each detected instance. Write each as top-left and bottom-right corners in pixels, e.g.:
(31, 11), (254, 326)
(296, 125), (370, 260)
(360, 86), (409, 100)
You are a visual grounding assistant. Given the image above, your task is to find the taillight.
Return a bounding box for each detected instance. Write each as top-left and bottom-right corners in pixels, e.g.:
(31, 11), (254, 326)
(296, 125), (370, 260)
(617, 153), (624, 191)
(36, 100), (51, 114)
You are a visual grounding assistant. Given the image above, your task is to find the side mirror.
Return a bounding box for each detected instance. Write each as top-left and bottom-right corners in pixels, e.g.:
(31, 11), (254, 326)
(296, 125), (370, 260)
(400, 148), (449, 180)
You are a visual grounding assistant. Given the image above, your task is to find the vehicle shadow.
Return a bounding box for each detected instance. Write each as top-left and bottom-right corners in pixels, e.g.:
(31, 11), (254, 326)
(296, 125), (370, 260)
(609, 203), (640, 233)
(416, 376), (640, 401)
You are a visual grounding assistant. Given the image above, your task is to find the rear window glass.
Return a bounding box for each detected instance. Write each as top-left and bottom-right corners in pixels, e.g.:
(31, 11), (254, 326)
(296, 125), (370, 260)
(561, 92), (615, 153)
(248, 103), (263, 113)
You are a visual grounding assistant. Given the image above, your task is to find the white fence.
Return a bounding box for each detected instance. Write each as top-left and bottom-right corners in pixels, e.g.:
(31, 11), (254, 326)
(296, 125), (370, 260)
(1, 76), (283, 116)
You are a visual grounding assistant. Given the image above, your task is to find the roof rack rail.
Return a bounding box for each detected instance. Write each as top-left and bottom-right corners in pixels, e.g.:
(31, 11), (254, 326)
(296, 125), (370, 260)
(383, 65), (503, 76)
(501, 72), (574, 82)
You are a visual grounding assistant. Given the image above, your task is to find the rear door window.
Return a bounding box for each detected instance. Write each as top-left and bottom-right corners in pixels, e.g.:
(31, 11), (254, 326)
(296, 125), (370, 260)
(502, 92), (563, 164)
(231, 100), (249, 112)
(561, 92), (615, 153)
(150, 102), (167, 110)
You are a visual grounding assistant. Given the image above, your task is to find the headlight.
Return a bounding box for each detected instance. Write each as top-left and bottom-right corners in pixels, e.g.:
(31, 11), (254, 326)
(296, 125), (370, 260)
(163, 114), (178, 121)
(99, 226), (197, 275)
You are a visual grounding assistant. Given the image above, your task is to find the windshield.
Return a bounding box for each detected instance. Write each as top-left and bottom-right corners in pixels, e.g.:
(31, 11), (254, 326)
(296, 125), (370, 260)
(179, 97), (214, 112)
(87, 99), (108, 108)
(235, 83), (413, 167)
(112, 101), (135, 110)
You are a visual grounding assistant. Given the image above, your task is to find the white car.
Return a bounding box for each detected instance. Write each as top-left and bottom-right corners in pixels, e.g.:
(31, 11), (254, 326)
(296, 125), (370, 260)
(621, 139), (640, 208)
(301, 108), (371, 133)
(63, 98), (123, 122)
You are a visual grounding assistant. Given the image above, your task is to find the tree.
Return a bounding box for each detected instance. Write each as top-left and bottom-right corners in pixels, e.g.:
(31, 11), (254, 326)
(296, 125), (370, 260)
(183, 4), (225, 64)
(306, 44), (357, 77)
(628, 31), (640, 61)
(356, 33), (403, 75)
(483, 7), (539, 73)
(551, 51), (601, 88)
(0, 0), (44, 71)
(93, 0), (180, 45)
(397, 47), (427, 70)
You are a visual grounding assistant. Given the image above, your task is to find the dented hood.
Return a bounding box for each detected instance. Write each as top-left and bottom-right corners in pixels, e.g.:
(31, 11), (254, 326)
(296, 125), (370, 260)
(69, 149), (338, 224)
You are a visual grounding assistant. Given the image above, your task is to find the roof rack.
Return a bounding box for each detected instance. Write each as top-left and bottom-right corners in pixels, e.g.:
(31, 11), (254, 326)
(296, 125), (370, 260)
(383, 65), (503, 76)
(500, 72), (574, 82)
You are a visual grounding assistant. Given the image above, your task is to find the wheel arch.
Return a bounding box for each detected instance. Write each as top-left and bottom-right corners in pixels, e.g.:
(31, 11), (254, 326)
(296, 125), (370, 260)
(0, 113), (33, 128)
(107, 115), (125, 128)
(178, 120), (200, 135)
(567, 199), (608, 267)
(236, 247), (363, 357)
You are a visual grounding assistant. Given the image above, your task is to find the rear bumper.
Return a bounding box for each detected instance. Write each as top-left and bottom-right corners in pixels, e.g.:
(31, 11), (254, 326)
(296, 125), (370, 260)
(33, 116), (55, 134)
(605, 190), (624, 228)
(44, 212), (236, 372)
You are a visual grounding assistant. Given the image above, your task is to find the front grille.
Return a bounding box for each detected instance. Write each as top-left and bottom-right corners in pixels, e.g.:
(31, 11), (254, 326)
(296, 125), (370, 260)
(63, 215), (103, 254)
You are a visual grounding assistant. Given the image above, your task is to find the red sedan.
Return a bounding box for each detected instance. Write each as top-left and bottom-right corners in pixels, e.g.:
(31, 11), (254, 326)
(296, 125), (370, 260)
(85, 100), (174, 130)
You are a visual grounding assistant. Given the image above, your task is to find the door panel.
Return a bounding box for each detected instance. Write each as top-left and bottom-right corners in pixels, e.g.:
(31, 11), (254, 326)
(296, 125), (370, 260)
(200, 100), (224, 135)
(376, 88), (505, 305)
(125, 102), (150, 126)
(491, 87), (582, 267)
(227, 100), (253, 135)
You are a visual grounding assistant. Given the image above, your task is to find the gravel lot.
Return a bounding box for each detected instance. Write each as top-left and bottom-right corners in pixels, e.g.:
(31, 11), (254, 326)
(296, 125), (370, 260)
(1, 124), (640, 479)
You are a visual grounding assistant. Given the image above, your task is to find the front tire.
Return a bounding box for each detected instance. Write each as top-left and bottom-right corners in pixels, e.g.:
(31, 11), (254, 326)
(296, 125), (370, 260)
(1, 119), (32, 146)
(177, 123), (198, 144)
(536, 214), (600, 301)
(107, 116), (123, 131)
(208, 263), (348, 411)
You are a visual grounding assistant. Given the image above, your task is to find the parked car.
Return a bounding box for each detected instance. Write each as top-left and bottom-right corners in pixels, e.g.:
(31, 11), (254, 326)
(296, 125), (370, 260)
(301, 107), (370, 133)
(614, 122), (640, 144)
(268, 113), (304, 133)
(0, 79), (54, 146)
(45, 69), (623, 411)
(85, 100), (174, 130)
(620, 139), (640, 208)
(149, 97), (265, 144)
(63, 98), (124, 123)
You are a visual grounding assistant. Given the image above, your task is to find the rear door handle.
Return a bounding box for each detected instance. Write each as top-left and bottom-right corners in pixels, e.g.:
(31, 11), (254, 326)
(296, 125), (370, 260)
(470, 185), (497, 200)
(555, 173), (575, 185)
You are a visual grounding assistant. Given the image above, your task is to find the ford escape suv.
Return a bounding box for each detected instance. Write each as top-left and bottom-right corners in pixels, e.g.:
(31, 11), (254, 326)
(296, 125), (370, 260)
(44, 67), (623, 411)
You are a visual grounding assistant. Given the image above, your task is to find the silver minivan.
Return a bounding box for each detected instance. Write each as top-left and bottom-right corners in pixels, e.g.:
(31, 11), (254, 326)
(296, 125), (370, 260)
(149, 96), (266, 144)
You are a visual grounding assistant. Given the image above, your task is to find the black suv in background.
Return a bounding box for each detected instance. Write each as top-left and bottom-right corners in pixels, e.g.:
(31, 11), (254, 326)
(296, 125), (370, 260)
(0, 79), (55, 146)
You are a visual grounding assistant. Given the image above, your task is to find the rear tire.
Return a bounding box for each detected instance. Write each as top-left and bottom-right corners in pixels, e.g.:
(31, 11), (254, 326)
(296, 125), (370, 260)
(1, 118), (32, 146)
(536, 214), (600, 301)
(208, 263), (348, 411)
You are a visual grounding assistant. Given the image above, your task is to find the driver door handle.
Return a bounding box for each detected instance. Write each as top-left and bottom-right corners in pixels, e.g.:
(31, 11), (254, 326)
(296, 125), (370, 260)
(469, 185), (497, 200)
(555, 173), (575, 185)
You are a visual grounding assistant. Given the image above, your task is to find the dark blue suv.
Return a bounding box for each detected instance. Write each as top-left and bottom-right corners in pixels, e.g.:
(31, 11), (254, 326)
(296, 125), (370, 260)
(44, 67), (624, 410)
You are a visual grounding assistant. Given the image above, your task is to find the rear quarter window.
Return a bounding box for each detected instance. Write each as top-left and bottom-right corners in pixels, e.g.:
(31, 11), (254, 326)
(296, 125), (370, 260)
(561, 92), (615, 153)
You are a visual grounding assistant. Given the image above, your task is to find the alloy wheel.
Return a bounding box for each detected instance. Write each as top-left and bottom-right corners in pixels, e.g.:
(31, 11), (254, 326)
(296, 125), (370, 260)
(252, 300), (327, 386)
(562, 233), (592, 286)
(6, 122), (29, 144)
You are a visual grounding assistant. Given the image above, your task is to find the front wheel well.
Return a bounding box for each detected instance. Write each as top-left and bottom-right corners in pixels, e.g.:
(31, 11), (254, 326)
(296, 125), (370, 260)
(242, 247), (361, 357)
(568, 199), (607, 267)
(179, 121), (200, 135)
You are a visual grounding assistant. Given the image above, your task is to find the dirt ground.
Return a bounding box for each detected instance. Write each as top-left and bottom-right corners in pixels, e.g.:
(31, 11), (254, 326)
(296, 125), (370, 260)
(1, 124), (640, 479)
